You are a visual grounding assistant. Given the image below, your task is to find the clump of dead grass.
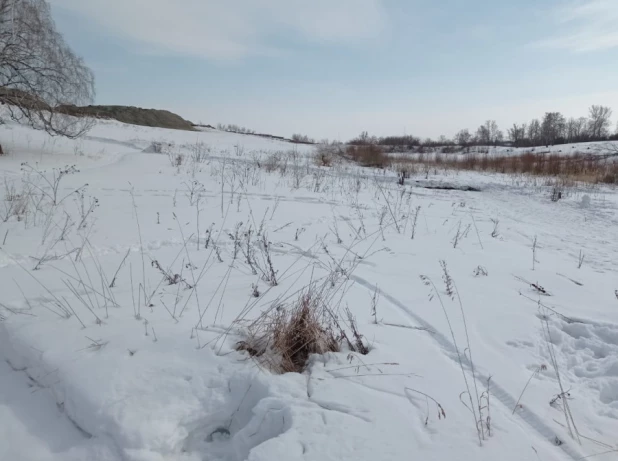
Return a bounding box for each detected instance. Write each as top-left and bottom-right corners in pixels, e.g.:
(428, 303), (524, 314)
(237, 282), (367, 373)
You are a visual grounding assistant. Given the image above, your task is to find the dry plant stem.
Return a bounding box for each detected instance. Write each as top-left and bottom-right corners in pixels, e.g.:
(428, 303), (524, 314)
(48, 262), (119, 309)
(213, 265), (234, 325)
(451, 275), (484, 441)
(373, 178), (401, 234)
(405, 388), (446, 422)
(370, 285), (380, 324)
(452, 221), (462, 248)
(519, 291), (574, 323)
(130, 263), (138, 319)
(196, 197), (201, 251)
(21, 164), (84, 206)
(577, 250), (585, 269)
(63, 280), (101, 325)
(484, 377), (491, 436)
(4, 250), (74, 320)
(421, 275), (482, 446)
(491, 219), (499, 238)
(178, 203), (232, 318)
(532, 235), (538, 271)
(84, 242), (117, 308)
(160, 299), (178, 322)
(410, 206), (421, 240)
(195, 264), (233, 329)
(109, 248), (131, 288)
(129, 186), (146, 316)
(470, 213), (484, 249)
(513, 366), (542, 414)
(173, 212), (202, 321)
(541, 311), (581, 444)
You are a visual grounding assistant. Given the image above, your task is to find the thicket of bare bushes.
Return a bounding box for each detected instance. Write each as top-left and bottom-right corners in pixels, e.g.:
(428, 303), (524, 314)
(393, 151), (618, 184)
(346, 144), (390, 168)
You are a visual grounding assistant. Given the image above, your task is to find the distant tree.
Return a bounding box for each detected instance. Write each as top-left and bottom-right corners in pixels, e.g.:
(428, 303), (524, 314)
(508, 123), (527, 147)
(379, 135), (420, 148)
(217, 123), (257, 134)
(540, 112), (566, 145)
(566, 117), (588, 143)
(349, 131), (373, 145)
(476, 120), (502, 145)
(438, 135), (450, 145)
(291, 133), (314, 143)
(475, 124), (490, 145)
(0, 0), (95, 151)
(527, 119), (541, 145)
(587, 105), (612, 140)
(455, 129), (472, 147)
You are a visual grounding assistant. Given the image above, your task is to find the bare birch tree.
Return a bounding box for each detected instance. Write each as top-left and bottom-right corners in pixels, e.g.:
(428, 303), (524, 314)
(0, 0), (95, 152)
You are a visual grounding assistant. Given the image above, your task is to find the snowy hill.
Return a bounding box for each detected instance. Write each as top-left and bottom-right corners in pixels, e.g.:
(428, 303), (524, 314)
(1, 118), (618, 461)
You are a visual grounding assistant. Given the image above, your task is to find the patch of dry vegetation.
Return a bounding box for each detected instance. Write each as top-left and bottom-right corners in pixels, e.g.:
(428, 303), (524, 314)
(392, 151), (618, 184)
(237, 281), (368, 374)
(346, 145), (390, 168)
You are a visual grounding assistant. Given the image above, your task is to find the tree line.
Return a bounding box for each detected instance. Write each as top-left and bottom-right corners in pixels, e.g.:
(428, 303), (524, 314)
(349, 105), (618, 149)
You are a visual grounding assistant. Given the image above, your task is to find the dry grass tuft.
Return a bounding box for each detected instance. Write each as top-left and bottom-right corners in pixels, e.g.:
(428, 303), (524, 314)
(237, 282), (367, 373)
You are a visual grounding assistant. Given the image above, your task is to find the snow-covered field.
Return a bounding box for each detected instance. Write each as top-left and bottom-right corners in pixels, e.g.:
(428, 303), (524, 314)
(481, 141), (618, 156)
(1, 118), (618, 461)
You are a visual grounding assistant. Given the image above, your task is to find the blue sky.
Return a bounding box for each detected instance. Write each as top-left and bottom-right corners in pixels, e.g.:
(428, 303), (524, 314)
(48, 0), (618, 140)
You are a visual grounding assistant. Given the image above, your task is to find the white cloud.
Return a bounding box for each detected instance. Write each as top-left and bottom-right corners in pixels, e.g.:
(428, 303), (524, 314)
(49, 0), (387, 59)
(536, 0), (618, 52)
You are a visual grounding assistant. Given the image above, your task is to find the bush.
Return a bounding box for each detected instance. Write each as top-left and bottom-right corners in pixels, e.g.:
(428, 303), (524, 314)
(238, 291), (339, 373)
(313, 143), (339, 167)
(237, 282), (368, 373)
(346, 145), (390, 168)
(262, 152), (282, 172)
(600, 163), (618, 184)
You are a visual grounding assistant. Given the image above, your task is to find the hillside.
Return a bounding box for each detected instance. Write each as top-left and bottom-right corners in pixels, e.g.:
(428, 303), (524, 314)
(57, 104), (196, 131)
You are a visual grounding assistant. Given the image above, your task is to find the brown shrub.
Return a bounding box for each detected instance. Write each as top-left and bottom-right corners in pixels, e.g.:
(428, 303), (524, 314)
(237, 283), (368, 374)
(599, 162), (618, 184)
(520, 152), (536, 174)
(546, 154), (562, 176)
(347, 145), (390, 168)
(387, 149), (617, 186)
(462, 153), (478, 170)
(480, 154), (489, 171)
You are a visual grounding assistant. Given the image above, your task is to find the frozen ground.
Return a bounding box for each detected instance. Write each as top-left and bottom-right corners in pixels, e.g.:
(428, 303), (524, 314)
(1, 118), (618, 461)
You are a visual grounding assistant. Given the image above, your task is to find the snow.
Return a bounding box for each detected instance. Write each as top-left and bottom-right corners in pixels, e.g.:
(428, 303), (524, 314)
(487, 141), (618, 156)
(390, 140), (618, 163)
(1, 118), (618, 461)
